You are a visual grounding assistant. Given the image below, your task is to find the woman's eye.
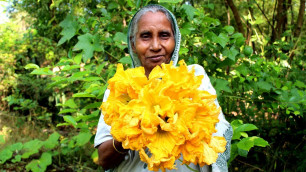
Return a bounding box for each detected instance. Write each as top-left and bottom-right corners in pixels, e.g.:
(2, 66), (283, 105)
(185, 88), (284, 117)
(140, 34), (150, 39)
(160, 33), (170, 39)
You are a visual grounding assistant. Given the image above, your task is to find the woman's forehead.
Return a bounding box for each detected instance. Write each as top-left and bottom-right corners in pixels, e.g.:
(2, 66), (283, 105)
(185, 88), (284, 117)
(137, 12), (172, 32)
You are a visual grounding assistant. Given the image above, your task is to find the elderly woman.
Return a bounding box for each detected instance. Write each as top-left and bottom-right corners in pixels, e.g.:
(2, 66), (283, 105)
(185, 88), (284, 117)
(94, 4), (232, 172)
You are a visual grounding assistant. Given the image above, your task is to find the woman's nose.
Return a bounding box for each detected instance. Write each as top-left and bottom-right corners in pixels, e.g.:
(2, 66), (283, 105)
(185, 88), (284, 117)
(150, 37), (161, 52)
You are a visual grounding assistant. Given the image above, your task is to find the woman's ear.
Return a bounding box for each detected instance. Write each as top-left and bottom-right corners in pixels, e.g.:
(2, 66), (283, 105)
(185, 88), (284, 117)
(130, 36), (137, 53)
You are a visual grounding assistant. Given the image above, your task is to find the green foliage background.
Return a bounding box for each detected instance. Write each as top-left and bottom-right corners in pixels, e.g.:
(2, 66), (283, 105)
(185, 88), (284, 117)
(0, 0), (305, 171)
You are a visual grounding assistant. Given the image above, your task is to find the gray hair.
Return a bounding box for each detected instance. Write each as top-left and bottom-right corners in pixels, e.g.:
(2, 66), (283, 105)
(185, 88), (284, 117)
(129, 4), (176, 46)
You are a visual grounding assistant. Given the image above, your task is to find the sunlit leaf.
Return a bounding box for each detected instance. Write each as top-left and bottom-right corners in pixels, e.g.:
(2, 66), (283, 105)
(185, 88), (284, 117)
(75, 132), (92, 146)
(73, 92), (96, 98)
(58, 15), (78, 45)
(59, 109), (77, 114)
(182, 4), (197, 21)
(216, 33), (229, 48)
(63, 115), (77, 127)
(0, 135), (4, 144)
(253, 137), (269, 147)
(244, 46), (253, 56)
(30, 68), (53, 75)
(73, 33), (103, 63)
(0, 149), (13, 164)
(44, 132), (61, 149)
(237, 137), (254, 151)
(63, 99), (77, 109)
(256, 81), (273, 91)
(24, 64), (39, 70)
(224, 26), (234, 34)
(119, 56), (132, 65)
(159, 0), (182, 3)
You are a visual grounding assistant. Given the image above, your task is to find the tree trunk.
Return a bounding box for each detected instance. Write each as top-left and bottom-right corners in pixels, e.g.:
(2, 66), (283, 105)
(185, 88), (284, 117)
(282, 0), (288, 37)
(288, 0), (294, 27)
(271, 0), (278, 42)
(275, 0), (285, 40)
(294, 0), (305, 37)
(225, 0), (245, 37)
(225, 0), (231, 25)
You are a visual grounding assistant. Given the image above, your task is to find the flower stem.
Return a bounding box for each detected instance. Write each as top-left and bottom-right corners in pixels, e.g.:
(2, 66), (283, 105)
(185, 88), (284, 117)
(178, 159), (199, 172)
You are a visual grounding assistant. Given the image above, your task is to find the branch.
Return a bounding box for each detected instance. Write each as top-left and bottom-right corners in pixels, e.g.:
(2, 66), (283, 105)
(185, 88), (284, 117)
(236, 159), (265, 171)
(254, 0), (274, 29)
(225, 0), (245, 36)
(294, 0), (305, 37)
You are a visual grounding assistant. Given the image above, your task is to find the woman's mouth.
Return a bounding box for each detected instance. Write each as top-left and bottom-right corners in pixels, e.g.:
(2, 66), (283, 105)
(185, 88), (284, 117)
(147, 55), (164, 62)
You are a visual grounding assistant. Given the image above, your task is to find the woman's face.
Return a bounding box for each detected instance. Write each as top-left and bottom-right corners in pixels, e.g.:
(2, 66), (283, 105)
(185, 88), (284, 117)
(133, 11), (175, 76)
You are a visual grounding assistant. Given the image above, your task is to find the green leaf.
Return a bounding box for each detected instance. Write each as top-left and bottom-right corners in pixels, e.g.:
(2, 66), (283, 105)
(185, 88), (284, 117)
(224, 26), (234, 34)
(73, 92), (96, 98)
(231, 120), (243, 129)
(83, 102), (102, 109)
(256, 81), (273, 91)
(113, 32), (127, 43)
(22, 139), (43, 159)
(223, 46), (239, 61)
(216, 33), (229, 48)
(84, 77), (102, 82)
(91, 149), (99, 163)
(58, 15), (78, 45)
(62, 65), (80, 71)
(244, 46), (253, 56)
(182, 4), (197, 21)
(236, 64), (249, 76)
(232, 33), (245, 46)
(7, 142), (23, 151)
(30, 68), (53, 75)
(232, 132), (242, 140)
(26, 152), (52, 172)
(159, 0), (182, 3)
(238, 148), (248, 157)
(40, 152), (52, 165)
(11, 155), (22, 163)
(50, 0), (63, 9)
(206, 3), (214, 10)
(74, 53), (82, 64)
(240, 132), (248, 138)
(213, 78), (232, 94)
(235, 124), (258, 132)
(295, 80), (306, 88)
(237, 137), (254, 151)
(228, 143), (238, 164)
(71, 71), (91, 78)
(179, 47), (189, 55)
(63, 115), (77, 127)
(63, 99), (77, 108)
(0, 149), (13, 164)
(59, 109), (77, 114)
(75, 132), (92, 146)
(96, 62), (106, 75)
(26, 160), (40, 172)
(107, 2), (119, 10)
(73, 33), (103, 63)
(119, 56), (132, 65)
(44, 132), (61, 149)
(0, 135), (4, 144)
(253, 137), (269, 147)
(114, 32), (127, 50)
(24, 63), (40, 70)
(25, 140), (41, 149)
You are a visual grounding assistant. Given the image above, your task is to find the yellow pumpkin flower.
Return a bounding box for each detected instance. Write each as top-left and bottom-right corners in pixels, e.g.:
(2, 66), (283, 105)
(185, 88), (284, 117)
(101, 60), (227, 171)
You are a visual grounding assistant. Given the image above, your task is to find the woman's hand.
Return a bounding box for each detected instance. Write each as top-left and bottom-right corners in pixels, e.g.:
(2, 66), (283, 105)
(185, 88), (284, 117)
(97, 139), (128, 170)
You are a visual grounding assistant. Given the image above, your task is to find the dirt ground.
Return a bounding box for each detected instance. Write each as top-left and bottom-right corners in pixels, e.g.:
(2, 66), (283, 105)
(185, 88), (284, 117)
(0, 111), (51, 151)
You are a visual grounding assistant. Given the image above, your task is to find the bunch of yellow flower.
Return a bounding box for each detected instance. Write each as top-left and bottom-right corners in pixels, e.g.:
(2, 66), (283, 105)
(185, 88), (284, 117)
(101, 60), (227, 171)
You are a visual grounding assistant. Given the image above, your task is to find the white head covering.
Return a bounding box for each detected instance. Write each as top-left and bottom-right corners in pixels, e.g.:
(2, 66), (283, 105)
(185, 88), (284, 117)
(127, 4), (181, 68)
